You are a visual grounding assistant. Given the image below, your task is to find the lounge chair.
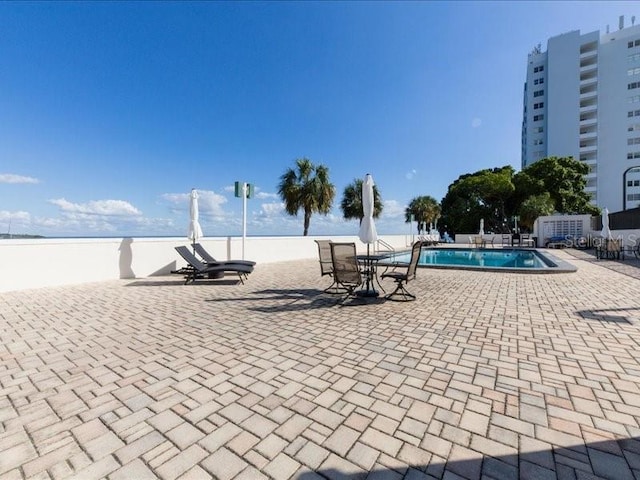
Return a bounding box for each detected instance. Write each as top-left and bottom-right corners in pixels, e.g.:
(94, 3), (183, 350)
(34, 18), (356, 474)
(175, 246), (253, 284)
(193, 243), (256, 267)
(314, 240), (346, 294)
(329, 242), (363, 302)
(381, 241), (423, 301)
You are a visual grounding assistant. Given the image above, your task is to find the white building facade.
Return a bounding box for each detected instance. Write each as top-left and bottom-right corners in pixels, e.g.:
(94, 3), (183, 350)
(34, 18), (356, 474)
(522, 15), (640, 212)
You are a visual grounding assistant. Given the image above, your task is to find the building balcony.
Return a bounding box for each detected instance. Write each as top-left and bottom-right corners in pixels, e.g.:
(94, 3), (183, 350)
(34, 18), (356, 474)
(579, 118), (598, 128)
(579, 144), (597, 154)
(579, 131), (597, 140)
(579, 49), (597, 62)
(580, 91), (597, 102)
(580, 75), (598, 86)
(580, 63), (598, 75)
(580, 105), (597, 114)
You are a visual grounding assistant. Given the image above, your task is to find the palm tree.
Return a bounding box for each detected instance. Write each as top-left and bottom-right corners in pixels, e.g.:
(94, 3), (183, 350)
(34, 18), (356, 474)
(405, 195), (441, 233)
(278, 158), (336, 236)
(340, 178), (383, 223)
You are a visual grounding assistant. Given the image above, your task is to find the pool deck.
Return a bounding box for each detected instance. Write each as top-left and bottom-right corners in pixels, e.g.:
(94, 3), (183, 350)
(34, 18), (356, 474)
(2, 248), (640, 479)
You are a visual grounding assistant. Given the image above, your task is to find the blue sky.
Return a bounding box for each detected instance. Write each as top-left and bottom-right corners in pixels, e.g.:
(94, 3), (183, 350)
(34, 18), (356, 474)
(0, 1), (634, 237)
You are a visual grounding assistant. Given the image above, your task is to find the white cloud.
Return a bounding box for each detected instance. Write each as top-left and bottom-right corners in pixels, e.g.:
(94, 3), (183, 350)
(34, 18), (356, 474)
(48, 198), (142, 216)
(0, 210), (31, 226)
(471, 117), (482, 128)
(258, 202), (285, 217)
(0, 173), (40, 184)
(161, 190), (228, 217)
(380, 200), (405, 219)
(256, 191), (279, 200)
(405, 169), (417, 180)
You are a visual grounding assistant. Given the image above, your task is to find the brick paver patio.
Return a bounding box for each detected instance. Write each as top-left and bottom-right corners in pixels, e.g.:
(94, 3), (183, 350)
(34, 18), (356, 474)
(2, 249), (640, 479)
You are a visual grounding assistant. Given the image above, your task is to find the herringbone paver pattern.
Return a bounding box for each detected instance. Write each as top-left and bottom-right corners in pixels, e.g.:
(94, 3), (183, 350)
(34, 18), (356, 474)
(2, 249), (640, 479)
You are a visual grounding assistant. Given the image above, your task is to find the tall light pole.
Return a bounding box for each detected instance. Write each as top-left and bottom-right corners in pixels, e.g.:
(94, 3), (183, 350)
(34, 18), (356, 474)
(235, 181), (253, 260)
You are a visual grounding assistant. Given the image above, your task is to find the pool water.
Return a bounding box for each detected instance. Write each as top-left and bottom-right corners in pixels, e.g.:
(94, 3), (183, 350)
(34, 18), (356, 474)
(386, 248), (551, 269)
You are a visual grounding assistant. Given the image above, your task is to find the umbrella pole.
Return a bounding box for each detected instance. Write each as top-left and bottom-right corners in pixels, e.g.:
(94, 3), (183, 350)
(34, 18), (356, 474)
(366, 243), (371, 291)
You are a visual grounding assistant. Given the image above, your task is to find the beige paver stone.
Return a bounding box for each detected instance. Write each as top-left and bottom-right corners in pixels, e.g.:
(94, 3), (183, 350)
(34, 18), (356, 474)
(66, 455), (120, 480)
(346, 442), (379, 471)
(147, 410), (184, 432)
(165, 423), (205, 449)
(459, 409), (489, 435)
(370, 415), (399, 435)
(294, 441), (330, 469)
(22, 440), (79, 478)
(155, 444), (208, 480)
(109, 459), (157, 480)
(275, 414), (313, 441)
(313, 389), (342, 408)
(308, 406), (344, 430)
(263, 452), (301, 480)
(241, 413), (278, 439)
(0, 442), (38, 475)
(322, 425), (360, 457)
(406, 400), (436, 422)
(218, 403), (254, 423)
(201, 448), (248, 480)
(234, 466), (269, 480)
(83, 431), (126, 461)
(254, 433), (289, 460)
(114, 430), (166, 465)
(344, 412), (373, 432)
(360, 428), (402, 457)
(198, 422), (242, 452)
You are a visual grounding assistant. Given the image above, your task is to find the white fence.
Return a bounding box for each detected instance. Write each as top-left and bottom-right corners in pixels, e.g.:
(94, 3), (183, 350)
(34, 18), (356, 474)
(0, 235), (411, 293)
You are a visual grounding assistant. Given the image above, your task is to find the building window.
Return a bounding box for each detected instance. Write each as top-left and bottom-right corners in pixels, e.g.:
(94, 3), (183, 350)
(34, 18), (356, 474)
(629, 67), (640, 76)
(628, 137), (640, 145)
(533, 114), (544, 121)
(533, 77), (545, 85)
(627, 152), (640, 159)
(627, 193), (640, 201)
(628, 40), (640, 48)
(534, 65), (545, 73)
(629, 124), (640, 132)
(534, 90), (544, 97)
(629, 82), (640, 90)
(533, 139), (544, 145)
(629, 53), (640, 62)
(533, 102), (544, 109)
(628, 180), (634, 187)
(535, 126), (544, 133)
(629, 95), (640, 104)
(628, 110), (640, 117)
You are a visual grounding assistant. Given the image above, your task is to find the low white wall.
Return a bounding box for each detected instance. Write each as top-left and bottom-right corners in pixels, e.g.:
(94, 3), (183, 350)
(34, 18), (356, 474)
(0, 234), (411, 293)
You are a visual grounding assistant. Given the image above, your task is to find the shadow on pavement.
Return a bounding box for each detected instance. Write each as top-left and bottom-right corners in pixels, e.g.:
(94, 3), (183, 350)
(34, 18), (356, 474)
(298, 436), (639, 480)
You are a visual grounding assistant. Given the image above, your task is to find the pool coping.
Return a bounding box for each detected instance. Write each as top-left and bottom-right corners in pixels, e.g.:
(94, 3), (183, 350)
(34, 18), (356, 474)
(377, 247), (578, 274)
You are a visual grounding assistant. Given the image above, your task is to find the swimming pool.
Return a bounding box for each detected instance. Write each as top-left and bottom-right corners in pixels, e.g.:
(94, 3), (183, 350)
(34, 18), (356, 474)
(382, 248), (576, 273)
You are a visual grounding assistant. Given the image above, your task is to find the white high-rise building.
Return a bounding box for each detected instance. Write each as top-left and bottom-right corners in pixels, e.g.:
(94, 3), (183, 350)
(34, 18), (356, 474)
(522, 15), (640, 212)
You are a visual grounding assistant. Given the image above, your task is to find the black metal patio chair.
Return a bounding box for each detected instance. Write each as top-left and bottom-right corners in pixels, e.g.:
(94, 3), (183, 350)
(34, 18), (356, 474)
(380, 241), (423, 301)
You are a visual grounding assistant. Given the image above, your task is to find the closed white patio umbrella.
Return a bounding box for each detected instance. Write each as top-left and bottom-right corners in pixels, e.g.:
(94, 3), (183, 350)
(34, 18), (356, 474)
(188, 188), (203, 251)
(359, 173), (378, 247)
(601, 207), (612, 239)
(358, 174), (378, 297)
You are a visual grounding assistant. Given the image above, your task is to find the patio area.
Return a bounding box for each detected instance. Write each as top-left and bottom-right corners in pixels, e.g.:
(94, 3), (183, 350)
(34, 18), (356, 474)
(2, 249), (640, 479)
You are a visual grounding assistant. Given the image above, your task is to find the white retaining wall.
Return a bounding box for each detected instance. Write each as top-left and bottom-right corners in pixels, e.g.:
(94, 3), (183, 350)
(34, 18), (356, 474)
(0, 235), (411, 293)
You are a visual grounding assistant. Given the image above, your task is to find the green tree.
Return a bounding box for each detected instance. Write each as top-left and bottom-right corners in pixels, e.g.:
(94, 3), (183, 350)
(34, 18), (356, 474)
(405, 196), (441, 233)
(340, 178), (383, 223)
(514, 156), (599, 215)
(440, 167), (515, 234)
(277, 158), (336, 236)
(518, 192), (555, 231)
